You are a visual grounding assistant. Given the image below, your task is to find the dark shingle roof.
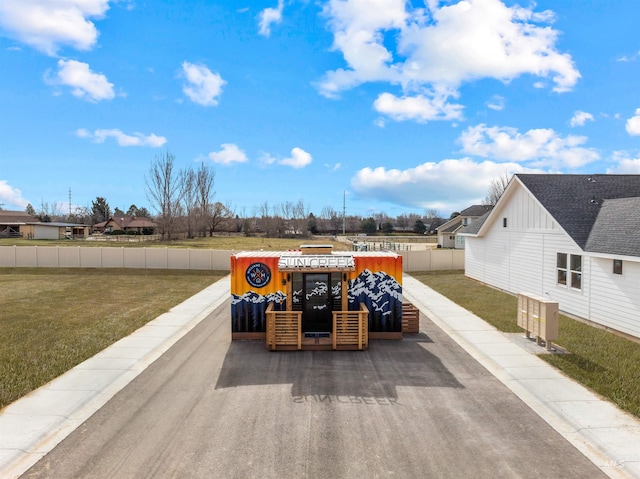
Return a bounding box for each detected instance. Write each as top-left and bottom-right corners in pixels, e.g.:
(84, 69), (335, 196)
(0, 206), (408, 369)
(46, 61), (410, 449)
(460, 204), (493, 217)
(459, 210), (491, 235)
(585, 197), (640, 257)
(516, 174), (640, 251)
(439, 217), (462, 233)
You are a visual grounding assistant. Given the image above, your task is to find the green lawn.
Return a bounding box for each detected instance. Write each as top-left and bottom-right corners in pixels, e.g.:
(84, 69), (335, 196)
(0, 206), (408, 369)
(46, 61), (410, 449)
(411, 271), (640, 418)
(0, 268), (226, 409)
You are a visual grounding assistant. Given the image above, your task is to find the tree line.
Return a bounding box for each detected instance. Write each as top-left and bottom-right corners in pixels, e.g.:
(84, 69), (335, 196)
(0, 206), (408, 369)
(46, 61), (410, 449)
(23, 151), (511, 239)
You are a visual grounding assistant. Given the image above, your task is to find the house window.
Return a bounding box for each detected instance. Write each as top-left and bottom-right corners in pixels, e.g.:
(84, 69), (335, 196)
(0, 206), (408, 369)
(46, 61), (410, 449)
(613, 259), (623, 275)
(570, 254), (582, 290)
(556, 253), (567, 285)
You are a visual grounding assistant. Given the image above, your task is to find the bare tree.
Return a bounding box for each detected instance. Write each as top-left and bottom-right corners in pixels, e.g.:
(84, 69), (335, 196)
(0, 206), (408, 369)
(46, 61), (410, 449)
(423, 208), (444, 233)
(208, 201), (234, 234)
(38, 200), (65, 221)
(320, 206), (341, 234)
(179, 167), (197, 238)
(291, 199), (309, 236)
(146, 150), (181, 240)
(484, 173), (512, 206)
(195, 162), (216, 236)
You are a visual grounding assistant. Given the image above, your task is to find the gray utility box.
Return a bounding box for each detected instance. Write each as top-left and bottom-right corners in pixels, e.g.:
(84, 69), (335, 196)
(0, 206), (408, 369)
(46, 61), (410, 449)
(517, 293), (559, 350)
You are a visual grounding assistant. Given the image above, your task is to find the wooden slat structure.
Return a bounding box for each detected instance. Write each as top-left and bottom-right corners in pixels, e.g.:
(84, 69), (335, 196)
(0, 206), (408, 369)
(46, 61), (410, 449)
(266, 304), (369, 351)
(265, 304), (302, 350)
(333, 304), (369, 350)
(402, 302), (420, 333)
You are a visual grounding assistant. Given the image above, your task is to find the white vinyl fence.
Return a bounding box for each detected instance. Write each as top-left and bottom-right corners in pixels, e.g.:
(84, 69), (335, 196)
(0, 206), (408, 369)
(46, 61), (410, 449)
(0, 246), (464, 272)
(0, 246), (231, 271)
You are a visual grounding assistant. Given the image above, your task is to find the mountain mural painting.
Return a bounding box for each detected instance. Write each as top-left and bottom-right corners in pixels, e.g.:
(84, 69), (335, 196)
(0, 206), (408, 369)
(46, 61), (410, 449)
(230, 250), (403, 338)
(348, 269), (403, 333)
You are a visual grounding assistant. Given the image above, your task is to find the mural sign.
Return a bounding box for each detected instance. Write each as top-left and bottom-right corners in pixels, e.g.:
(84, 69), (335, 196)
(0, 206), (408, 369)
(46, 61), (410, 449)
(245, 262), (272, 288)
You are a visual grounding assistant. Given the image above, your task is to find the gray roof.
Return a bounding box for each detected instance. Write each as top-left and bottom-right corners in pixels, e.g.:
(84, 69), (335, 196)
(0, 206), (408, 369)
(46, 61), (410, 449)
(516, 174), (640, 253)
(585, 197), (640, 257)
(459, 211), (491, 235)
(439, 217), (462, 233)
(460, 204), (493, 217)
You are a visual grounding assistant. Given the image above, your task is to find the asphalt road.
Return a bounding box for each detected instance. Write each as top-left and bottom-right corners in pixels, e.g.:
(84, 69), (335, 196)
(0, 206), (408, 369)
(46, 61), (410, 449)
(22, 300), (606, 479)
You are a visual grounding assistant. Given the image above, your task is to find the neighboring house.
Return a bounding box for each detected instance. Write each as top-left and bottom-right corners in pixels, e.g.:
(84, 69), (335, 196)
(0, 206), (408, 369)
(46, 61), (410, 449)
(436, 205), (493, 249)
(0, 210), (89, 239)
(96, 216), (157, 234)
(460, 174), (640, 339)
(0, 211), (37, 238)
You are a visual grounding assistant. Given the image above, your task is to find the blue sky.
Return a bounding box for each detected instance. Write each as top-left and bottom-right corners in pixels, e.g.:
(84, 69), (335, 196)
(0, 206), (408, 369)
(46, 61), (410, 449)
(1, 0), (639, 219)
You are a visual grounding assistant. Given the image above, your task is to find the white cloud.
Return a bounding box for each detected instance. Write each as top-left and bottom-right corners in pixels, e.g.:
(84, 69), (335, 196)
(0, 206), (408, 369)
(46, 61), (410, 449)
(50, 59), (115, 101)
(616, 51), (640, 62)
(373, 91), (463, 122)
(374, 118), (386, 128)
(317, 0), (406, 97)
(77, 128), (167, 147)
(182, 62), (226, 106)
(625, 108), (640, 136)
(0, 0), (110, 55)
(258, 0), (284, 37)
(459, 124), (600, 168)
(258, 152), (278, 166)
(607, 154), (640, 174)
(318, 0), (580, 121)
(351, 158), (539, 210)
(569, 110), (594, 127)
(486, 95), (505, 111)
(208, 143), (248, 165)
(279, 147), (312, 169)
(0, 180), (29, 209)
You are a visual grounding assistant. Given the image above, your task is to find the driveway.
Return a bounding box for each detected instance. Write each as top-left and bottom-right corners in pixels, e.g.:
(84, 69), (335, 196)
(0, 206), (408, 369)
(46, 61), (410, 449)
(21, 300), (605, 479)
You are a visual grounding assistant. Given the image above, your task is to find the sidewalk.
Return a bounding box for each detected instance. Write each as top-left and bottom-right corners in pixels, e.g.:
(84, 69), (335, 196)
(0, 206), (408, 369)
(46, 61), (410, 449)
(0, 277), (231, 479)
(402, 274), (640, 479)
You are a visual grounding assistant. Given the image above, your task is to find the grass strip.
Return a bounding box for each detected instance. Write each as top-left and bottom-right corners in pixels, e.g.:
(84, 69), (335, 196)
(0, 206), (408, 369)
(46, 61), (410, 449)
(0, 268), (225, 409)
(411, 271), (640, 419)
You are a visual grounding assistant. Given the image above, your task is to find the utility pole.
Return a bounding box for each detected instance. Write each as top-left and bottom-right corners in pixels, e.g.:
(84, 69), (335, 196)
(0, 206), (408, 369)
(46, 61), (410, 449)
(342, 190), (346, 235)
(68, 187), (72, 218)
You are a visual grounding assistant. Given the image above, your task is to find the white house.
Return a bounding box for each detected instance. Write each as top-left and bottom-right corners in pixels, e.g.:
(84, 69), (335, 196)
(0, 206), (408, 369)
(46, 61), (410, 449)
(436, 205), (492, 249)
(460, 174), (640, 339)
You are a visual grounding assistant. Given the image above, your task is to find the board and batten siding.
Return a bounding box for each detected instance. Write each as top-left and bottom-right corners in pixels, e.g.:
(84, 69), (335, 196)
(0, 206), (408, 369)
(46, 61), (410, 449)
(589, 257), (640, 337)
(465, 183), (559, 293)
(465, 181), (640, 338)
(465, 181), (591, 324)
